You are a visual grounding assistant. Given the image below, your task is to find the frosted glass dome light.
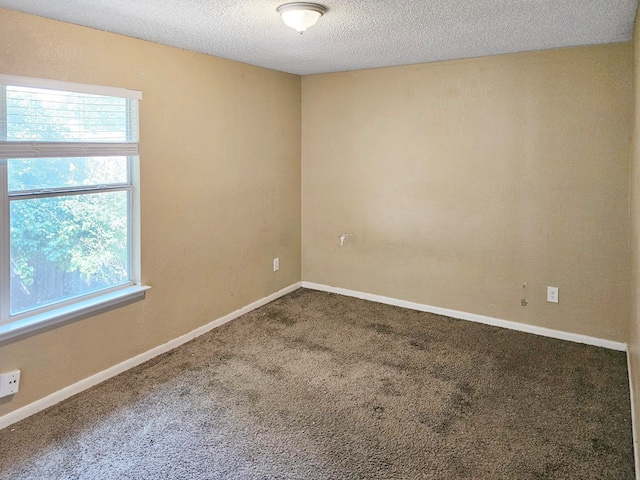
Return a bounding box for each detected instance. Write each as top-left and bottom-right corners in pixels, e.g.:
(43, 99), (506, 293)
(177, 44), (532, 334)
(277, 3), (326, 33)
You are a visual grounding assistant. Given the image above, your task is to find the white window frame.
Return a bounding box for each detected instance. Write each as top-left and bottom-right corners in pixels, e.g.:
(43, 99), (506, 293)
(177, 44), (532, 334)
(0, 74), (149, 341)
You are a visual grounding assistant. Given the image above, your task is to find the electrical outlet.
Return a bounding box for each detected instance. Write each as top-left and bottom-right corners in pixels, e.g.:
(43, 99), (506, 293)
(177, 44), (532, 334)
(273, 258), (279, 272)
(547, 286), (559, 303)
(0, 370), (20, 397)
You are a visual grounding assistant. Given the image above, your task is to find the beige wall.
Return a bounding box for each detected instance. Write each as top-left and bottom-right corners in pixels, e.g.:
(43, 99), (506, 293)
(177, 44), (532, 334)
(302, 44), (632, 342)
(0, 8), (301, 416)
(630, 4), (640, 475)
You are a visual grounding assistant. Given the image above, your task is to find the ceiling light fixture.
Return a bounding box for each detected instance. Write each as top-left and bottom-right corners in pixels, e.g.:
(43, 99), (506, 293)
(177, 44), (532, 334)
(277, 2), (326, 33)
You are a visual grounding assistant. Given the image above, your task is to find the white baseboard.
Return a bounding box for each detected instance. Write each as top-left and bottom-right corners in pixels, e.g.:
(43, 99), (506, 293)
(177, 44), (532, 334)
(301, 282), (627, 352)
(0, 282), (302, 431)
(628, 348), (640, 480)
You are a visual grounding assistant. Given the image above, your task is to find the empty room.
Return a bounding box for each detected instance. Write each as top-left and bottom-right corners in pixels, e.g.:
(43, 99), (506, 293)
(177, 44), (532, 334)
(0, 0), (639, 478)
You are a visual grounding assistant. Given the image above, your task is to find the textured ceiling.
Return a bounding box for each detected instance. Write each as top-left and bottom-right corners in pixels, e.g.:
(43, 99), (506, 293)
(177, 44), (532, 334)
(0, 0), (637, 75)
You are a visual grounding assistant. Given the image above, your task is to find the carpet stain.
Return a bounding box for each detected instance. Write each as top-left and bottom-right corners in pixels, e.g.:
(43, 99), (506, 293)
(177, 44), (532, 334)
(381, 359), (412, 372)
(263, 308), (297, 326)
(292, 336), (332, 353)
(259, 366), (283, 379)
(408, 338), (431, 351)
(572, 364), (596, 400)
(534, 462), (561, 479)
(379, 378), (401, 396)
(373, 406), (386, 420)
(452, 381), (475, 411)
(432, 417), (454, 434)
(591, 437), (613, 454)
(366, 322), (394, 335)
(427, 380), (475, 434)
(245, 390), (261, 406)
(448, 454), (472, 478)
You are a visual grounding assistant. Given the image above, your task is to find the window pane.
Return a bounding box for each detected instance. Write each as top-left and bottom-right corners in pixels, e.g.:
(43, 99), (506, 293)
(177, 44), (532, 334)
(8, 157), (129, 192)
(10, 191), (130, 315)
(5, 86), (137, 142)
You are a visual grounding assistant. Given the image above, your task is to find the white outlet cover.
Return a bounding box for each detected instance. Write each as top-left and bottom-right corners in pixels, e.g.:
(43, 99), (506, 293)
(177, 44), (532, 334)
(547, 286), (559, 303)
(0, 369), (21, 397)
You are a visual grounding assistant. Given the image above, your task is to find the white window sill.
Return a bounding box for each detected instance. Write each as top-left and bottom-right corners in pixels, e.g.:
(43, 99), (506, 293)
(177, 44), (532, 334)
(0, 285), (150, 342)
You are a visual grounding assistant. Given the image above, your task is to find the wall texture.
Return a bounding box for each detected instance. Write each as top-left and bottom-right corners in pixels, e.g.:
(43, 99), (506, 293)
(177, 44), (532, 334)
(630, 5), (640, 475)
(302, 44), (632, 342)
(0, 8), (301, 416)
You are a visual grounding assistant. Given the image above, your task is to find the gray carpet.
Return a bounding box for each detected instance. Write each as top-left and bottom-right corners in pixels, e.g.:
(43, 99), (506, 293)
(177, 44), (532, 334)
(0, 288), (634, 479)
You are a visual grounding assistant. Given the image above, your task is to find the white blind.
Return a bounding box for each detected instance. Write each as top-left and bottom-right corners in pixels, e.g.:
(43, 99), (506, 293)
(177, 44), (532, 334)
(0, 76), (140, 159)
(0, 142), (139, 159)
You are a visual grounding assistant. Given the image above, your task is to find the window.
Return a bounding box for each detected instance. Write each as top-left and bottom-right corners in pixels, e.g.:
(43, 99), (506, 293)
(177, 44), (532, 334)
(0, 75), (147, 339)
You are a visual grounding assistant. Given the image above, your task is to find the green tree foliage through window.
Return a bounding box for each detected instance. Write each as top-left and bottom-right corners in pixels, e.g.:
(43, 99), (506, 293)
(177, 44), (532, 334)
(2, 84), (136, 315)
